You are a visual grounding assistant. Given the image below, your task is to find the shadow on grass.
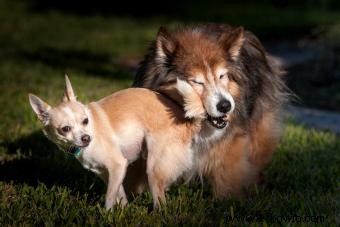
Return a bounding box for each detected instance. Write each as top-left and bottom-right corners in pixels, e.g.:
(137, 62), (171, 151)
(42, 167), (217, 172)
(0, 131), (105, 196)
(0, 130), (149, 201)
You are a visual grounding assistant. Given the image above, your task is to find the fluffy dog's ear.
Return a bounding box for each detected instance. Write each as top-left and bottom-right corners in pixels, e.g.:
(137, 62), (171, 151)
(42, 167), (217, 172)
(63, 74), (76, 102)
(28, 94), (51, 125)
(156, 27), (177, 62)
(219, 26), (244, 61)
(176, 78), (205, 119)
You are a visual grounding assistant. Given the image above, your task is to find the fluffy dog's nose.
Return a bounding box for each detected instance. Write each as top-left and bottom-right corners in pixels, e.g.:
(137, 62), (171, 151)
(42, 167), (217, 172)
(81, 134), (91, 145)
(217, 99), (231, 113)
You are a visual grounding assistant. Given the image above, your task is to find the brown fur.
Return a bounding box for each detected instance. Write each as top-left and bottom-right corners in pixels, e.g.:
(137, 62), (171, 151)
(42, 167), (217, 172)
(132, 23), (289, 198)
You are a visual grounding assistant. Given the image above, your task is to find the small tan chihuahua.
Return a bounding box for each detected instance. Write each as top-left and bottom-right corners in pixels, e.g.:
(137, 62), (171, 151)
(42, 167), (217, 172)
(29, 75), (205, 209)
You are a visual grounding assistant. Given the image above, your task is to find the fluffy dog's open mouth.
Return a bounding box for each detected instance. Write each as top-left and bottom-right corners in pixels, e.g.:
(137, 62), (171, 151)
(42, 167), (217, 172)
(207, 115), (228, 129)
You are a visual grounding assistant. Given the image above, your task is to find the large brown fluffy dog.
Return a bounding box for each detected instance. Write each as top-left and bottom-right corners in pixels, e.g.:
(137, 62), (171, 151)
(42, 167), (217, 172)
(132, 24), (289, 198)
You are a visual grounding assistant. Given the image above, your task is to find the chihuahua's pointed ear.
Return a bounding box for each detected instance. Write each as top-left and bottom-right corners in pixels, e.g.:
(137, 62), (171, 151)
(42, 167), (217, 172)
(156, 26), (178, 62)
(63, 74), (76, 102)
(29, 94), (51, 124)
(219, 26), (244, 61)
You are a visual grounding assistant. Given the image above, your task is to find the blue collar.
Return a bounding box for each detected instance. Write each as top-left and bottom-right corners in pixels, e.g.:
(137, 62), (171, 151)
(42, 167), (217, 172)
(71, 147), (82, 157)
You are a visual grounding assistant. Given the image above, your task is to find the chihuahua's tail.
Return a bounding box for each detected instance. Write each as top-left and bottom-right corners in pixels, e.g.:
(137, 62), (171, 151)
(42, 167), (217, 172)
(176, 78), (206, 120)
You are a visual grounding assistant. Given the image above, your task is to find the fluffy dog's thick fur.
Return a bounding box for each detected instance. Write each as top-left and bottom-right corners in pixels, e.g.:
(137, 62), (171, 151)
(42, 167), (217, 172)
(133, 24), (289, 197)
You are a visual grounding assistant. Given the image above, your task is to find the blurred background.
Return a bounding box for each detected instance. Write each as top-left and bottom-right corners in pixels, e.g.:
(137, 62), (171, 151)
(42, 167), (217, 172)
(1, 0), (340, 111)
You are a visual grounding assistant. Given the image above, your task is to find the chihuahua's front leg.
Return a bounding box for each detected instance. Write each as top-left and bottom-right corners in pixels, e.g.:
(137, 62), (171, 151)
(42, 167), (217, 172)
(105, 159), (127, 210)
(116, 184), (128, 206)
(98, 173), (127, 206)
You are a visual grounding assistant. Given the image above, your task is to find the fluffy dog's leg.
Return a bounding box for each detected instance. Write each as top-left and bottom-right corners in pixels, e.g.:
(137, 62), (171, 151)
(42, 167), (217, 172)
(199, 133), (257, 198)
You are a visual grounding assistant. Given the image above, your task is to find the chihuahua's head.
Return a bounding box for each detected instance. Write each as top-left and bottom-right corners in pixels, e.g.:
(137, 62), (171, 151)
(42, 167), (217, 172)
(29, 75), (92, 154)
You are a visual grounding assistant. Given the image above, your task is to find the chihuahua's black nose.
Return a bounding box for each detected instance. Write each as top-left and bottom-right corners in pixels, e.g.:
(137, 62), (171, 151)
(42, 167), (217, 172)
(217, 99), (231, 113)
(81, 134), (91, 145)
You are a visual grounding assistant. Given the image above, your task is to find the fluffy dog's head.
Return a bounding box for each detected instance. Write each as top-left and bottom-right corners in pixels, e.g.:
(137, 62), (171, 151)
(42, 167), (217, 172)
(153, 26), (244, 129)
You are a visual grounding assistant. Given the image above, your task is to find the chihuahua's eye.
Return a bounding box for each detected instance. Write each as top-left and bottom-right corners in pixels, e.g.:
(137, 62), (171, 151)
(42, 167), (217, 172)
(191, 80), (204, 85)
(61, 126), (71, 133)
(82, 118), (88, 125)
(219, 74), (226, 79)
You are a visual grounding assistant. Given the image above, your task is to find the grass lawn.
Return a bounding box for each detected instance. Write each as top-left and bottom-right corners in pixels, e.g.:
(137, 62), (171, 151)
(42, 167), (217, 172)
(0, 0), (339, 226)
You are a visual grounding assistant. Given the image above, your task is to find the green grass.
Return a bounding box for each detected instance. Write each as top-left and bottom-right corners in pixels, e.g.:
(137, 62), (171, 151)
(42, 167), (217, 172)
(0, 0), (339, 226)
(1, 124), (339, 225)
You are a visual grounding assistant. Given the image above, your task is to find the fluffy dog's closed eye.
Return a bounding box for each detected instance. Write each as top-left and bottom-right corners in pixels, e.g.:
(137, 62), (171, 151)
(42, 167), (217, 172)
(29, 75), (205, 209)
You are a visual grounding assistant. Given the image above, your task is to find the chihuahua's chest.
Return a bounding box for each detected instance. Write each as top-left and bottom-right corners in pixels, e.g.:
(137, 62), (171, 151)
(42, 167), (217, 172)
(77, 147), (107, 176)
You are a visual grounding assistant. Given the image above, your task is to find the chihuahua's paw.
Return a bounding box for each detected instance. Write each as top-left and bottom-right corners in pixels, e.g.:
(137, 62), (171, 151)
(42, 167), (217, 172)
(105, 198), (115, 210)
(116, 196), (128, 207)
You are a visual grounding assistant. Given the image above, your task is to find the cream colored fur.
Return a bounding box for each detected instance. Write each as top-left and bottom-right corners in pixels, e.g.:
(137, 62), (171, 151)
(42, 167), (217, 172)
(29, 76), (205, 209)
